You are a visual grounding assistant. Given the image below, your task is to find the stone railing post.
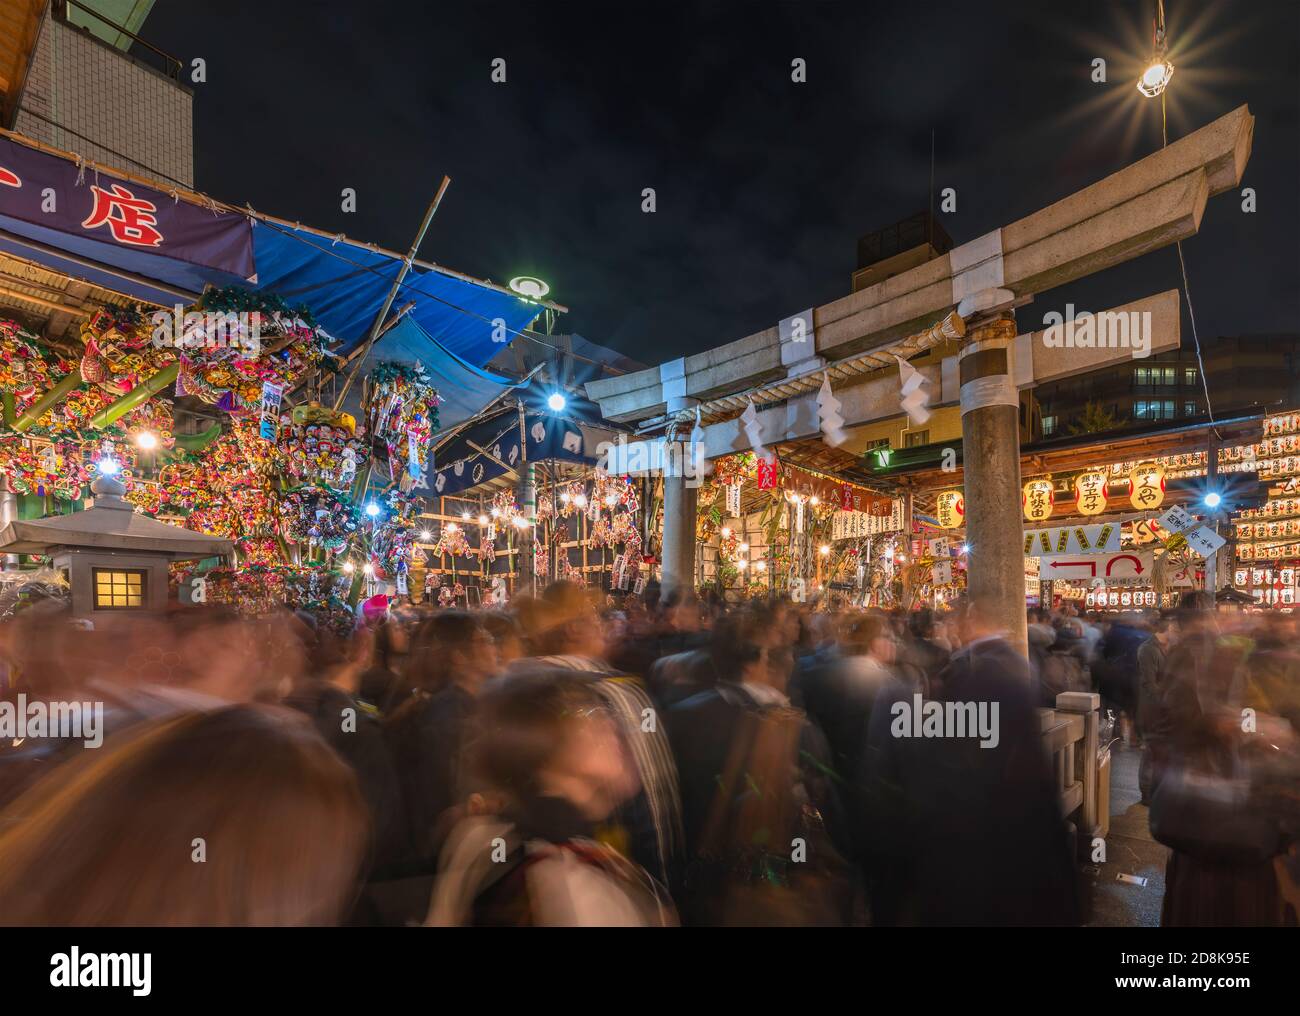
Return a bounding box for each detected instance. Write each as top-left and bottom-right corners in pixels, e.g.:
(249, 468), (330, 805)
(1056, 691), (1101, 839)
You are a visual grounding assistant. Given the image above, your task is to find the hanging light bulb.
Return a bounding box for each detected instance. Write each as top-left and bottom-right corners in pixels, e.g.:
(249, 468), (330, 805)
(739, 542), (749, 552)
(462, 511), (472, 521)
(419, 530), (432, 541)
(363, 562), (374, 576)
(343, 561), (355, 574)
(446, 522), (458, 533)
(1137, 0), (1174, 97)
(573, 493), (587, 508)
(819, 544), (830, 556)
(478, 514), (489, 526)
(736, 559), (749, 571)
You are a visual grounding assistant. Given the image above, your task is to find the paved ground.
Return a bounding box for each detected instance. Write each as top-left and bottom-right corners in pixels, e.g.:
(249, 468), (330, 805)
(1084, 742), (1169, 927)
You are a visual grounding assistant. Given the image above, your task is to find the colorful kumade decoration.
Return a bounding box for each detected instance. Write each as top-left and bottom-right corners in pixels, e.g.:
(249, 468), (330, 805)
(0, 436), (88, 499)
(175, 288), (330, 410)
(278, 485), (359, 551)
(79, 306), (174, 396)
(279, 404), (368, 488)
(364, 362), (440, 487)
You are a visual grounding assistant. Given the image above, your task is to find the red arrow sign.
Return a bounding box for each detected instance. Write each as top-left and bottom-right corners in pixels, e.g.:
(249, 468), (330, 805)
(1050, 560), (1097, 576)
(1106, 554), (1144, 576)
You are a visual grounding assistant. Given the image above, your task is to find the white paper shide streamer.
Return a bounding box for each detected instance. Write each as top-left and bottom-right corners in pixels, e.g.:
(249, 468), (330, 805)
(817, 373), (847, 447)
(741, 400), (767, 458)
(895, 354), (931, 427)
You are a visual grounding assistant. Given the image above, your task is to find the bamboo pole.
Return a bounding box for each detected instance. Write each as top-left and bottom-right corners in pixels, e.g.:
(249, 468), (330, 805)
(334, 178), (451, 411)
(88, 363), (180, 429)
(12, 371), (83, 432)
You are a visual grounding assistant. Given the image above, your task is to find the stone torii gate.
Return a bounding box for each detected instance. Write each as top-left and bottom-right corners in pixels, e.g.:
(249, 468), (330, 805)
(586, 105), (1253, 653)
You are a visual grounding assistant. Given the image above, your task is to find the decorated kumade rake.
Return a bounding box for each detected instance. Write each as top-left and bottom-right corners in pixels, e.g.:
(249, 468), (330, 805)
(363, 361), (440, 487)
(278, 485), (360, 552)
(277, 404), (368, 488)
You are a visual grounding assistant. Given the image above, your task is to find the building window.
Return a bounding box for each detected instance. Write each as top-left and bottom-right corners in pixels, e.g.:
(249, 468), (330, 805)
(1135, 399), (1176, 421)
(92, 568), (147, 610)
(1184, 367), (1197, 385)
(1134, 366), (1150, 385)
(1042, 415), (1057, 436)
(903, 430), (930, 448)
(1184, 401), (1197, 416)
(1161, 367), (1176, 385)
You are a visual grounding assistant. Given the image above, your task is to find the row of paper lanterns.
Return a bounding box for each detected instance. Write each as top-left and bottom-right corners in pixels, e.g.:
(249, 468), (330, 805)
(934, 463), (1166, 529)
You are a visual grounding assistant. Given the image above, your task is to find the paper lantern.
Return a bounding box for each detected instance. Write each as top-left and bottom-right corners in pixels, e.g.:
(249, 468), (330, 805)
(1074, 470), (1109, 516)
(1128, 462), (1166, 511)
(1022, 479), (1055, 522)
(936, 490), (965, 529)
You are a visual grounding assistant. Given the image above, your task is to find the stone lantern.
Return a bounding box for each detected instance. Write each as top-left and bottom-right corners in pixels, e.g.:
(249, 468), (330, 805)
(0, 474), (233, 621)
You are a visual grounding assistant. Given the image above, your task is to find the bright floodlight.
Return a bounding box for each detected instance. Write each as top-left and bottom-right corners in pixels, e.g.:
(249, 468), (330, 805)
(135, 431), (158, 450)
(96, 457), (120, 476)
(509, 276), (551, 300)
(547, 392), (567, 412)
(1137, 59), (1173, 97)
(1204, 491), (1222, 509)
(365, 502), (381, 517)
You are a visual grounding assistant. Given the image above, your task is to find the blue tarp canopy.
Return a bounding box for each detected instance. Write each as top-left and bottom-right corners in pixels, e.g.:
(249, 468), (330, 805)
(340, 315), (525, 436)
(0, 132), (542, 368)
(248, 221), (541, 367)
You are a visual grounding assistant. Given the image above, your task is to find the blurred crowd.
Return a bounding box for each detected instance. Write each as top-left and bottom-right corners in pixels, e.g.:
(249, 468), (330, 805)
(0, 583), (1296, 927)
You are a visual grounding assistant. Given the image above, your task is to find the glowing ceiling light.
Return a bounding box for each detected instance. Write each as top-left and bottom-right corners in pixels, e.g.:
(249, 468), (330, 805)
(509, 276), (551, 300)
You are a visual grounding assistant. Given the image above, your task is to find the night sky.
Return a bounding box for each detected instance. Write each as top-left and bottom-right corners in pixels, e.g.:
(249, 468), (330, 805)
(144, 0), (1299, 366)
